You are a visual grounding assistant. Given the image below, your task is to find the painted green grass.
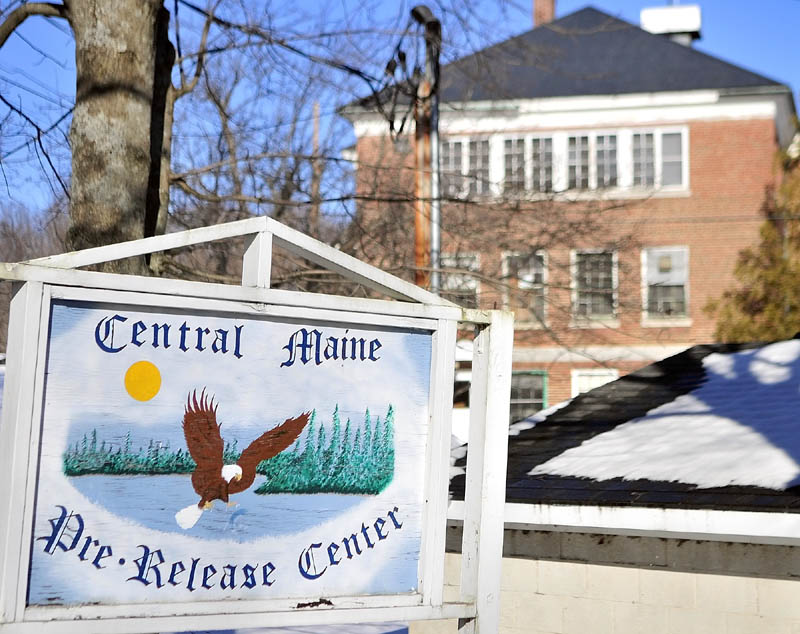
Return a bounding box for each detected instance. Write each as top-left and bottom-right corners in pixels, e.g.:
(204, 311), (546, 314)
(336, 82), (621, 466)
(62, 405), (395, 495)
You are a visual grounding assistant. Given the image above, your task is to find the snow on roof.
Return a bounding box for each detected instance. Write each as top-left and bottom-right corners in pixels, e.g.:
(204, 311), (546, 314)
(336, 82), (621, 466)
(531, 340), (800, 490)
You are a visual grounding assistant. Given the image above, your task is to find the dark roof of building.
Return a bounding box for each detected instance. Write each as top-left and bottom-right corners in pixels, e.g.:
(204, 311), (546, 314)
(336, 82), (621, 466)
(437, 7), (785, 102)
(350, 7), (788, 110)
(450, 339), (800, 514)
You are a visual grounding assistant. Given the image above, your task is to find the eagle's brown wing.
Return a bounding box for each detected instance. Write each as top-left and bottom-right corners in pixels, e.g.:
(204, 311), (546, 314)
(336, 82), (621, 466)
(183, 389), (224, 496)
(230, 412), (310, 493)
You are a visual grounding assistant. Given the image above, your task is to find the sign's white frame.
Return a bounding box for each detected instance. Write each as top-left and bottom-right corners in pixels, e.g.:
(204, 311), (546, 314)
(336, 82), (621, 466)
(0, 217), (512, 634)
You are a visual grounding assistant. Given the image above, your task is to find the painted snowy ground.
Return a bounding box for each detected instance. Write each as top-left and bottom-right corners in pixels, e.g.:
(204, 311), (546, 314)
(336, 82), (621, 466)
(530, 340), (800, 489)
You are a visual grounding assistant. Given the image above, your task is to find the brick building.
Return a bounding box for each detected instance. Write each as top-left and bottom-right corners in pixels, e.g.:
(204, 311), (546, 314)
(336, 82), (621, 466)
(343, 4), (796, 417)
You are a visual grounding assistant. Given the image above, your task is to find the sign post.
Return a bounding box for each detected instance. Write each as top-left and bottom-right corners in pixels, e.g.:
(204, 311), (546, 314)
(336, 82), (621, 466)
(0, 217), (511, 633)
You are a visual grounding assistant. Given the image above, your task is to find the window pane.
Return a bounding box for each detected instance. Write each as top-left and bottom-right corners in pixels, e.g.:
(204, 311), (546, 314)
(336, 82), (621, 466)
(661, 133), (683, 186)
(505, 252), (546, 322)
(441, 140), (464, 197)
(504, 138), (525, 194)
(468, 139), (490, 195)
(662, 133), (682, 157)
(575, 252), (615, 317)
(646, 247), (688, 316)
(633, 133), (655, 186)
(662, 162), (682, 186)
(531, 137), (553, 192)
(440, 253), (479, 308)
(648, 285), (686, 316)
(568, 135), (589, 189)
(596, 135), (617, 188)
(510, 373), (546, 423)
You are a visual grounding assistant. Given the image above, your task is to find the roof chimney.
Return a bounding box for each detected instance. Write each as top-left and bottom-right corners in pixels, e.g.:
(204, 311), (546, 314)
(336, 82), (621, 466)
(640, 5), (701, 46)
(534, 0), (555, 27)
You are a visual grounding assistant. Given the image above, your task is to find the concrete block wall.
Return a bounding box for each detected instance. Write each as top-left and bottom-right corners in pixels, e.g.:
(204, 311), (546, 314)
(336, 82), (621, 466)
(410, 529), (800, 634)
(412, 553), (800, 634)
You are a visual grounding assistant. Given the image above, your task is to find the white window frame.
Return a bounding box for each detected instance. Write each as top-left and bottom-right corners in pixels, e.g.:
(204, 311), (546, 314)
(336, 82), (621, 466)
(640, 245), (692, 327)
(440, 136), (491, 199)
(570, 249), (619, 328)
(628, 126), (690, 192)
(473, 127), (689, 199)
(501, 250), (547, 328)
(571, 368), (619, 398)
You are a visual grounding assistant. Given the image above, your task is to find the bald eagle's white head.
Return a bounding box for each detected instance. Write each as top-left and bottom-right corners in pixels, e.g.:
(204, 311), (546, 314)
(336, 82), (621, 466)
(221, 464), (243, 483)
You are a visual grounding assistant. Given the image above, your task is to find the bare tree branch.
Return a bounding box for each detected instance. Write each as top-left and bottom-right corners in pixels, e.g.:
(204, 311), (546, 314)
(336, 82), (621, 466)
(0, 2), (67, 48)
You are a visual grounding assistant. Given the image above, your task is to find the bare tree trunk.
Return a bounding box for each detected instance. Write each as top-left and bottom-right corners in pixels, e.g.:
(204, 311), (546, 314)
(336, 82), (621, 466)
(67, 0), (164, 274)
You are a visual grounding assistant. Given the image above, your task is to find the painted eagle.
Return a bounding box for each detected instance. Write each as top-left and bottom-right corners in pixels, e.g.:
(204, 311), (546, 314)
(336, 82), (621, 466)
(175, 389), (309, 529)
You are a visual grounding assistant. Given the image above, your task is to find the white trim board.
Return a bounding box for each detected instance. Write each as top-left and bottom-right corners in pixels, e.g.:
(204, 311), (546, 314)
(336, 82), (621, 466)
(349, 90), (794, 148)
(448, 501), (800, 546)
(512, 344), (691, 363)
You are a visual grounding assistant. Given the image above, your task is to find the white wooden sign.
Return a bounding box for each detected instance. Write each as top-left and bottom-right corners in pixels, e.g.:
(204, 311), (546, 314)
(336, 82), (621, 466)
(0, 218), (512, 633)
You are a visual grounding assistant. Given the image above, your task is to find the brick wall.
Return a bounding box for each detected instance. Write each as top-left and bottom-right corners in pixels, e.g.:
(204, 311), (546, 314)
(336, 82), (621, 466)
(353, 117), (781, 404)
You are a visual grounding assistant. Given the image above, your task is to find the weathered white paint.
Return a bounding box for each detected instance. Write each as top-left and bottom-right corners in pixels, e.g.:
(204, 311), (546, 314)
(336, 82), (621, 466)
(9, 602), (474, 633)
(447, 502), (800, 546)
(48, 286), (439, 333)
(419, 319), (458, 605)
(458, 311), (513, 633)
(242, 231), (273, 288)
(0, 282), (46, 623)
(1, 263), (462, 322)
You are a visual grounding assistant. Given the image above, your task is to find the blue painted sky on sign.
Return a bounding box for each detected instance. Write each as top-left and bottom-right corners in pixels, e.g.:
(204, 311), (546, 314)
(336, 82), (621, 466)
(47, 300), (431, 431)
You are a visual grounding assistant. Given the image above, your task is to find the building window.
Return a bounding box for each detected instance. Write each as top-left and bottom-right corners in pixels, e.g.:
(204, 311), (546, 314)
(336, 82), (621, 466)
(661, 132), (683, 186)
(574, 251), (616, 318)
(510, 372), (547, 423)
(596, 134), (617, 188)
(441, 140), (464, 198)
(644, 246), (688, 317)
(504, 252), (546, 323)
(441, 138), (490, 197)
(571, 369), (618, 397)
(633, 132), (655, 186)
(568, 135), (589, 189)
(468, 139), (490, 196)
(531, 137), (553, 192)
(503, 138), (525, 194)
(440, 253), (479, 308)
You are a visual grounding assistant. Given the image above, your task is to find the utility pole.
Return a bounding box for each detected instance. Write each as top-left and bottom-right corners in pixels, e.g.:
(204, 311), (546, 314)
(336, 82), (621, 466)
(411, 5), (441, 292)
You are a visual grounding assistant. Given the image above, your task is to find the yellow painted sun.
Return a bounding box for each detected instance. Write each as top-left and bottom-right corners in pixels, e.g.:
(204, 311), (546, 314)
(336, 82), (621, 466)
(124, 361), (161, 402)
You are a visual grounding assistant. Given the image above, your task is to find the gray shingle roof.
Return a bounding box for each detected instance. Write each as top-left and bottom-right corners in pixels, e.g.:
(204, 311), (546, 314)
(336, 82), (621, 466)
(451, 340), (800, 513)
(438, 7), (786, 102)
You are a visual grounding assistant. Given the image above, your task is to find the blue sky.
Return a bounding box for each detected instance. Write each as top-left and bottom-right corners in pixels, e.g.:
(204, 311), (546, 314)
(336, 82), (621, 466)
(553, 0), (799, 94)
(0, 0), (797, 214)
